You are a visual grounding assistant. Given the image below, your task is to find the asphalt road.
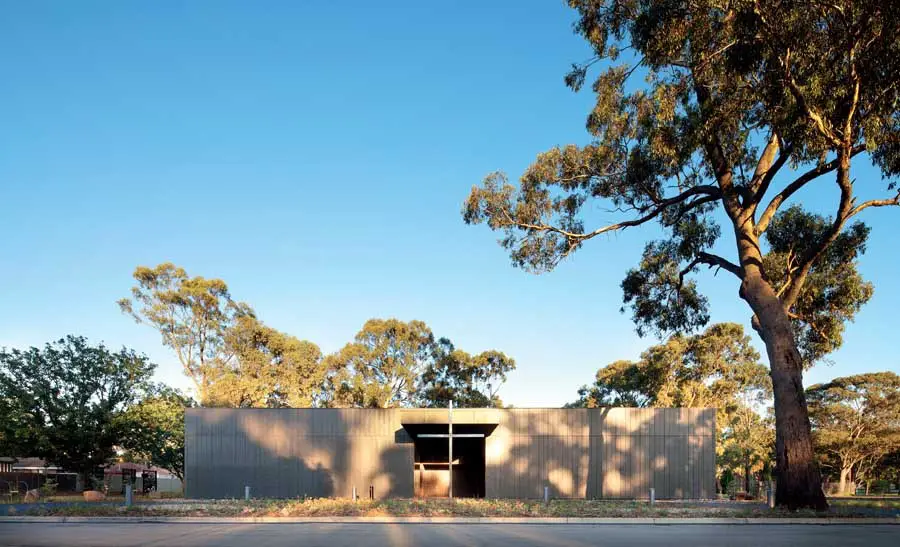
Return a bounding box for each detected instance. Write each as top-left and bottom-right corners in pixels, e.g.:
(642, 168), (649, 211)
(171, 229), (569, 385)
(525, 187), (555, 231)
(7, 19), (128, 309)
(0, 522), (897, 547)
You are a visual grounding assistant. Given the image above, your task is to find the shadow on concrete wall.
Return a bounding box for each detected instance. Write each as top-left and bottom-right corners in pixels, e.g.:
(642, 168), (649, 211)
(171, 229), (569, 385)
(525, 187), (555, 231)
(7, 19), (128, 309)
(186, 409), (416, 499)
(487, 408), (714, 499)
(186, 409), (343, 499)
(186, 408), (713, 500)
(378, 444), (415, 498)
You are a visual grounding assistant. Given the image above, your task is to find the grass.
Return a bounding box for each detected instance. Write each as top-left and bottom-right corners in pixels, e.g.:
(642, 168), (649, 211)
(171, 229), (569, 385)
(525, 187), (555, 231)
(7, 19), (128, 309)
(829, 498), (900, 509)
(8, 497), (898, 519)
(1, 491), (183, 505)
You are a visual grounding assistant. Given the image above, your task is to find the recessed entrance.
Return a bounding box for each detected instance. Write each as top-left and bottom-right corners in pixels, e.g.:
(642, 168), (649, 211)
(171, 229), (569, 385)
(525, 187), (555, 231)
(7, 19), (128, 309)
(405, 424), (493, 498)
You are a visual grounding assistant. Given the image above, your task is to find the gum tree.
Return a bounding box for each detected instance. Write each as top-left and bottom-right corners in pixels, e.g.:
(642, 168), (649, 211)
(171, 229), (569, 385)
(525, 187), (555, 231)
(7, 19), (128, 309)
(119, 263), (253, 404)
(325, 318), (436, 408)
(325, 319), (517, 409)
(205, 315), (326, 408)
(807, 372), (900, 495)
(463, 1), (899, 509)
(419, 338), (516, 408)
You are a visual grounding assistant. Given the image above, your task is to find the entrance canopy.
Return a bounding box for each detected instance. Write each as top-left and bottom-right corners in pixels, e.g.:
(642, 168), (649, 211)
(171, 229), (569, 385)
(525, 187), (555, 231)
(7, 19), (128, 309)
(399, 408), (500, 426)
(401, 423), (497, 438)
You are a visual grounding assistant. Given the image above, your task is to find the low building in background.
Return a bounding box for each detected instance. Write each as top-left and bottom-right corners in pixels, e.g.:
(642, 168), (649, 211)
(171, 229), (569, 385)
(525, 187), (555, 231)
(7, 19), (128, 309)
(0, 457), (79, 493)
(0, 458), (182, 495)
(104, 462), (183, 495)
(185, 407), (715, 500)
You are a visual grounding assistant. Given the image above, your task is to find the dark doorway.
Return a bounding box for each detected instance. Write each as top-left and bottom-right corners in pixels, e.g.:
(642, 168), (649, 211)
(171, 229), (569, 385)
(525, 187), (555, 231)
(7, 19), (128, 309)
(407, 424), (490, 498)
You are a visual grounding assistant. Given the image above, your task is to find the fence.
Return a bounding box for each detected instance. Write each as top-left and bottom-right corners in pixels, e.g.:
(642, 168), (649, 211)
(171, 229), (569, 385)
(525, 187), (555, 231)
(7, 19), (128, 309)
(104, 473), (183, 495)
(0, 472), (77, 494)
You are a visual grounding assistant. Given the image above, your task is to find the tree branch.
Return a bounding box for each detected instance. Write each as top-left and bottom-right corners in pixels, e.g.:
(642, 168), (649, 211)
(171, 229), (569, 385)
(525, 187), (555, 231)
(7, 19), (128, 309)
(680, 251), (744, 284)
(847, 191), (900, 218)
(502, 184), (721, 243)
(782, 49), (842, 146)
(698, 251), (744, 278)
(750, 134), (782, 193)
(691, 80), (742, 221)
(780, 150), (855, 310)
(755, 145), (865, 235)
(751, 140), (793, 210)
(788, 311), (831, 345)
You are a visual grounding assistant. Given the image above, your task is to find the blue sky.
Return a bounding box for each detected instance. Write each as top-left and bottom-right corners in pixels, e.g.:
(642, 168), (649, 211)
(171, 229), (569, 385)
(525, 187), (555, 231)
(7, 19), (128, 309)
(1, 1), (897, 406)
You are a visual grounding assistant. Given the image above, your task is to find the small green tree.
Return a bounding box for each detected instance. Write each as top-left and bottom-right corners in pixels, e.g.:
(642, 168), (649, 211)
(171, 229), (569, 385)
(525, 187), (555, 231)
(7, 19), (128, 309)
(720, 406), (775, 496)
(118, 385), (194, 482)
(119, 263), (253, 403)
(0, 336), (155, 487)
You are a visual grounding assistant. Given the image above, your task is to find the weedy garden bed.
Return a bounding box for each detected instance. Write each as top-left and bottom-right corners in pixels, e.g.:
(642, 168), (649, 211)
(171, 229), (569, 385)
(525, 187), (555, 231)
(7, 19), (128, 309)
(9, 498), (899, 519)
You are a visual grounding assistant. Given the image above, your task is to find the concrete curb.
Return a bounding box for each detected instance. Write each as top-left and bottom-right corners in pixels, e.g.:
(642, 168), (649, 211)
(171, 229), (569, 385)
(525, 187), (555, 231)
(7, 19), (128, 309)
(1, 516), (898, 525)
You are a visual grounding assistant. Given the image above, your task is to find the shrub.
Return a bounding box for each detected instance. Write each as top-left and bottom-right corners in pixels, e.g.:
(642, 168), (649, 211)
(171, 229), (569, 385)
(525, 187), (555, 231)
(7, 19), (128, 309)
(39, 479), (58, 497)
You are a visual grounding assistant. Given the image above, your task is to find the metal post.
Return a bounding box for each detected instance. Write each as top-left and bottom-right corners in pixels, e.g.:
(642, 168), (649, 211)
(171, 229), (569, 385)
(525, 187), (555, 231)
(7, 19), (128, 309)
(125, 484), (133, 507)
(352, 486), (357, 501)
(244, 486), (250, 501)
(767, 482), (775, 509)
(543, 486), (549, 504)
(649, 487), (655, 505)
(448, 400), (453, 500)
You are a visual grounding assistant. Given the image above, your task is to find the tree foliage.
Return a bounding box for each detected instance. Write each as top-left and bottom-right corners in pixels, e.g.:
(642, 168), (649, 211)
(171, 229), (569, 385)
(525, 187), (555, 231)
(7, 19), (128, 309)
(120, 263), (327, 408)
(326, 318), (435, 408)
(119, 385), (195, 481)
(569, 323), (770, 414)
(119, 263), (252, 403)
(419, 338), (515, 408)
(762, 207), (873, 365)
(720, 406), (775, 494)
(807, 372), (900, 495)
(463, 0), (900, 509)
(205, 315), (325, 408)
(0, 336), (155, 481)
(325, 319), (515, 409)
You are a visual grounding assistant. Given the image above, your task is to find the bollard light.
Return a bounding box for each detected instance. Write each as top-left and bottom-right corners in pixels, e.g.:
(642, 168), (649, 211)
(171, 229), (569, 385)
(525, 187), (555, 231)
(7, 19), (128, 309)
(244, 486), (251, 501)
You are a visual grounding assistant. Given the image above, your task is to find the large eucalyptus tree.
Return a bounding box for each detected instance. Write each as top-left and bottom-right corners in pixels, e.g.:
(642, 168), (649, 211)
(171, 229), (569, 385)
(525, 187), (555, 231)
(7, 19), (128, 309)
(464, 1), (899, 509)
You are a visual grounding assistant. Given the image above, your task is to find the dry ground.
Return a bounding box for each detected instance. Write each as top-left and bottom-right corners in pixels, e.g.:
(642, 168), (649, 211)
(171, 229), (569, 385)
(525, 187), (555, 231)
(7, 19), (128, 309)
(7, 497), (898, 518)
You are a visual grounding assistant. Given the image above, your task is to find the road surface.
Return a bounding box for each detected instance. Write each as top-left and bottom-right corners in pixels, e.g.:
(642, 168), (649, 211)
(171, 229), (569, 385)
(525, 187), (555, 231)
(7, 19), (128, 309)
(0, 522), (896, 546)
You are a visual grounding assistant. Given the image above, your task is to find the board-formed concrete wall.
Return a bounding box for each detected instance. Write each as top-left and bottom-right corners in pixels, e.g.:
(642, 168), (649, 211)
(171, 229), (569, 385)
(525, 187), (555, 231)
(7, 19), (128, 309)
(185, 407), (715, 499)
(483, 408), (716, 499)
(184, 408), (414, 499)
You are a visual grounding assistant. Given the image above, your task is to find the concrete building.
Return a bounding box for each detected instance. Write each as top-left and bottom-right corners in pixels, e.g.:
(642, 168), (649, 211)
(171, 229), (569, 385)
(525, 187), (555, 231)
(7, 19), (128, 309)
(185, 407), (715, 499)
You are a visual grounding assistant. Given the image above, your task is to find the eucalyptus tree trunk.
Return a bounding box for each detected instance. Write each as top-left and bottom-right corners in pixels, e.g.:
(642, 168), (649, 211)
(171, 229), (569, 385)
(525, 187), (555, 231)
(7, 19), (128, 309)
(740, 269), (828, 511)
(744, 459), (752, 495)
(839, 467), (852, 496)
